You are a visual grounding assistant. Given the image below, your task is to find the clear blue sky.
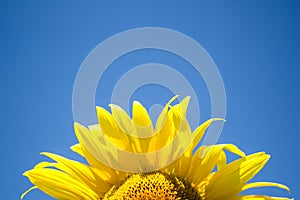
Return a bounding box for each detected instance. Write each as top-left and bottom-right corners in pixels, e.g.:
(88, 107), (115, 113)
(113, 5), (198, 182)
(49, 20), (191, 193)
(1, 1), (299, 199)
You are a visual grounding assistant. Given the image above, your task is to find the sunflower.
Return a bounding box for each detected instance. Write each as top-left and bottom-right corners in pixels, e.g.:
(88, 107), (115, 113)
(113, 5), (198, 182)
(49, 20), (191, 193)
(22, 96), (291, 200)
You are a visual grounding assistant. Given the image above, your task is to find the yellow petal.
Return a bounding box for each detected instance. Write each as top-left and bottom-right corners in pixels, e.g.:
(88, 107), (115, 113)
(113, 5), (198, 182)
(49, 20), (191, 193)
(155, 95), (178, 132)
(96, 107), (131, 150)
(132, 100), (152, 127)
(164, 119), (226, 178)
(232, 195), (293, 200)
(23, 168), (99, 200)
(109, 104), (134, 137)
(242, 182), (290, 193)
(171, 96), (190, 117)
(21, 186), (37, 200)
(217, 150), (227, 170)
(187, 144), (245, 185)
(187, 118), (225, 155)
(74, 123), (127, 183)
(205, 152), (270, 199)
(41, 152), (112, 193)
(70, 143), (84, 156)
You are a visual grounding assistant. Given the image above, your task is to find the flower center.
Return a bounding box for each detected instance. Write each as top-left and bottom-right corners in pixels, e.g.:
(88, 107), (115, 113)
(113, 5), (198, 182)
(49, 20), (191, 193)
(103, 172), (201, 200)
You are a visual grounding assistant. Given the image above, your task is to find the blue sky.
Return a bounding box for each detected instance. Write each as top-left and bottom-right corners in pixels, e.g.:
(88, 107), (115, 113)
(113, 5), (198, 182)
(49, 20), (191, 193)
(1, 1), (299, 199)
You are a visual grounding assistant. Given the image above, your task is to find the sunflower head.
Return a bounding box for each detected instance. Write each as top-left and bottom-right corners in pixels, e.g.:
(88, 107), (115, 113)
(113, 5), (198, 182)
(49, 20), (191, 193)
(21, 96), (291, 200)
(104, 172), (201, 200)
